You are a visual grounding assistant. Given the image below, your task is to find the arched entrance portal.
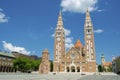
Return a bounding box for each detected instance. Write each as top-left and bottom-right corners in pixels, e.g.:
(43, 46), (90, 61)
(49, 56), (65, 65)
(71, 66), (75, 72)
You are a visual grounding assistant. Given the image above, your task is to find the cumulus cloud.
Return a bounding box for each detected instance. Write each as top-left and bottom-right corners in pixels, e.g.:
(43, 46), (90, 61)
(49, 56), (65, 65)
(65, 37), (74, 50)
(51, 33), (55, 37)
(61, 0), (98, 13)
(0, 8), (8, 23)
(51, 28), (73, 50)
(94, 29), (104, 34)
(2, 41), (31, 55)
(0, 8), (3, 11)
(64, 28), (74, 50)
(64, 28), (71, 36)
(65, 37), (72, 43)
(97, 9), (104, 12)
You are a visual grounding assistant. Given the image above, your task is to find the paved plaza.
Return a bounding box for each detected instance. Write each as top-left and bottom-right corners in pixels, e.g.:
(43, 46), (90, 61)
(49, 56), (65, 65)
(0, 73), (119, 80)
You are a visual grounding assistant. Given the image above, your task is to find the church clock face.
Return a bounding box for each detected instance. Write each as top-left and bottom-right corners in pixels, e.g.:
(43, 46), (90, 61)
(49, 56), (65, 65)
(70, 53), (76, 59)
(57, 37), (60, 41)
(87, 35), (91, 39)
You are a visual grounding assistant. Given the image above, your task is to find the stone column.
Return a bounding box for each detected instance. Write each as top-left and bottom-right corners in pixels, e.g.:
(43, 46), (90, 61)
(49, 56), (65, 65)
(75, 66), (77, 72)
(5, 66), (7, 72)
(69, 66), (71, 72)
(7, 66), (9, 72)
(2, 66), (4, 72)
(9, 67), (11, 72)
(80, 66), (82, 72)
(64, 66), (66, 72)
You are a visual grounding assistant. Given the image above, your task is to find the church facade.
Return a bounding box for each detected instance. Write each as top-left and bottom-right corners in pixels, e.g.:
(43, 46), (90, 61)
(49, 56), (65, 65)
(53, 9), (97, 73)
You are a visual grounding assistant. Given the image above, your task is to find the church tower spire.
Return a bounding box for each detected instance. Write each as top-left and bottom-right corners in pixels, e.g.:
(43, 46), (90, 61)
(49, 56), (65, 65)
(86, 9), (91, 20)
(53, 10), (65, 72)
(84, 9), (96, 62)
(57, 10), (63, 27)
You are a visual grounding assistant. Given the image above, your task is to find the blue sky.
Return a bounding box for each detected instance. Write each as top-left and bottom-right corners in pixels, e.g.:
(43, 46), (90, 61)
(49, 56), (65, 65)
(0, 0), (120, 64)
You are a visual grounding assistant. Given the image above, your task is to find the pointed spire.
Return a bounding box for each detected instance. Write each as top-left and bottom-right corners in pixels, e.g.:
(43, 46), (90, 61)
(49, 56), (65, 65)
(84, 8), (93, 28)
(74, 39), (83, 48)
(59, 9), (62, 17)
(101, 53), (105, 58)
(58, 10), (62, 21)
(57, 10), (63, 27)
(86, 8), (91, 20)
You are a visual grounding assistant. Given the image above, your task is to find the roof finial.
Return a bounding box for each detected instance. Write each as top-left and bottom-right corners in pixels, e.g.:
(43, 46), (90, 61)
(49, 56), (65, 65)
(59, 9), (62, 16)
(56, 9), (64, 27)
(86, 8), (91, 20)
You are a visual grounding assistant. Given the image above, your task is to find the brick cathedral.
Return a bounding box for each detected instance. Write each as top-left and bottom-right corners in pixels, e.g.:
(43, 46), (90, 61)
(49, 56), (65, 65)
(53, 9), (97, 73)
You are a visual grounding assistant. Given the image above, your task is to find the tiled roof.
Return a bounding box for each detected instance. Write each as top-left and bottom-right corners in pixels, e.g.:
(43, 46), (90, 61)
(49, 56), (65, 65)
(103, 62), (112, 67)
(74, 39), (83, 48)
(0, 52), (15, 58)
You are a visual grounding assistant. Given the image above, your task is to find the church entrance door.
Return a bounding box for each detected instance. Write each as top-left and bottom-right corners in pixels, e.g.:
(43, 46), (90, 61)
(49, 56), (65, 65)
(71, 66), (75, 72)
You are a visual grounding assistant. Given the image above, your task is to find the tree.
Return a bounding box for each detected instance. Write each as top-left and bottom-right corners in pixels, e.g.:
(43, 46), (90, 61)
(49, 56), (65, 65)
(32, 59), (41, 71)
(107, 65), (112, 72)
(98, 65), (103, 72)
(50, 61), (53, 72)
(13, 56), (41, 72)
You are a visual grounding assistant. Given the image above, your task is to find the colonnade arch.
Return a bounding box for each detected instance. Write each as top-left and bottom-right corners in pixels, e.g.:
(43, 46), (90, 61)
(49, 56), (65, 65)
(66, 66), (80, 72)
(0, 65), (14, 72)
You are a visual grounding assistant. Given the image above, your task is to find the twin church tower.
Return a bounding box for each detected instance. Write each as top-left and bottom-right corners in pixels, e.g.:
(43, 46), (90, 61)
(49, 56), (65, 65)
(53, 9), (97, 73)
(39, 9), (97, 74)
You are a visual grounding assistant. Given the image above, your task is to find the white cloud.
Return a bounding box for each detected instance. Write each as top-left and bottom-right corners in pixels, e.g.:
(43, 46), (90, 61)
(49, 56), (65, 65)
(0, 8), (8, 23)
(63, 28), (73, 50)
(65, 37), (72, 43)
(65, 37), (74, 50)
(51, 33), (55, 37)
(2, 41), (31, 55)
(0, 8), (3, 11)
(61, 0), (98, 13)
(97, 9), (104, 12)
(94, 29), (104, 34)
(64, 28), (71, 36)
